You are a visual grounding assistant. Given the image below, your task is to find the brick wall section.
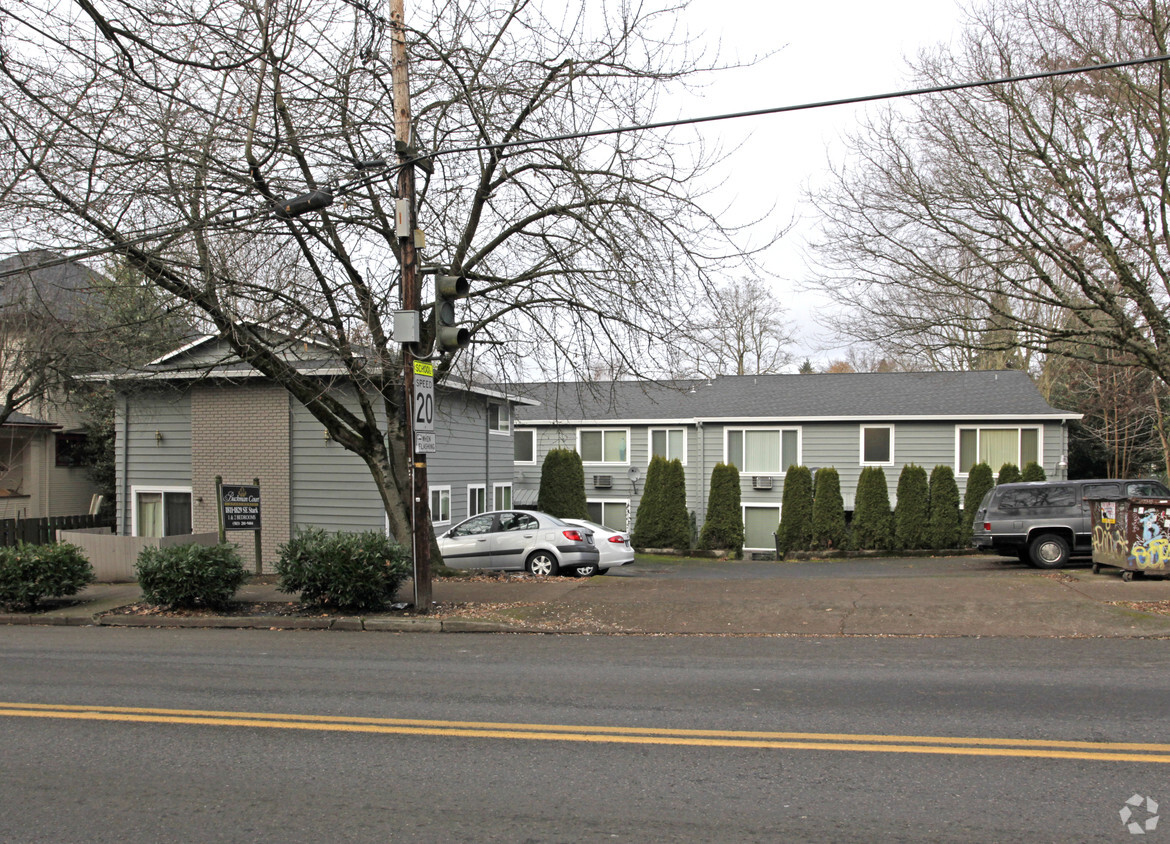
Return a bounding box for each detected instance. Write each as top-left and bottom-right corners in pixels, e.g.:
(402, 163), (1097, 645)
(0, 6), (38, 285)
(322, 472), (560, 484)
(191, 383), (290, 572)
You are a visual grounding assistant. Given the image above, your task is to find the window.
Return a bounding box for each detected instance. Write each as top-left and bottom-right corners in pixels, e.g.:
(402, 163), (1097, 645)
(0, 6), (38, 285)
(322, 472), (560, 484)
(743, 505), (781, 551)
(450, 513), (494, 537)
(514, 429), (535, 464)
(430, 487), (451, 525)
(468, 485), (487, 517)
(726, 428), (799, 475)
(957, 427), (1041, 474)
(587, 499), (629, 531)
(650, 428), (686, 463)
(579, 429), (628, 464)
(488, 403), (511, 433)
(494, 483), (512, 510)
(499, 512), (538, 532)
(133, 488), (192, 537)
(860, 425), (893, 465)
(55, 433), (88, 468)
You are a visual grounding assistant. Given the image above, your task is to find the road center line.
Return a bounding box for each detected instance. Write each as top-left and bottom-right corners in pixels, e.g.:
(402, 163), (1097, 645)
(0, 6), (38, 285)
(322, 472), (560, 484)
(2, 702), (1168, 763)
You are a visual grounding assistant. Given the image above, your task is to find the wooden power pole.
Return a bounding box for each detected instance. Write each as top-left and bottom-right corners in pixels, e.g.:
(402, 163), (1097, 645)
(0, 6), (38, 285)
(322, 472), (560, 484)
(390, 0), (432, 611)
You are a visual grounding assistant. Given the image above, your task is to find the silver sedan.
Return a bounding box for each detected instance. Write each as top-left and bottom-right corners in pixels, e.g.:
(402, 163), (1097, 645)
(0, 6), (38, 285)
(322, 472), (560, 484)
(436, 510), (600, 576)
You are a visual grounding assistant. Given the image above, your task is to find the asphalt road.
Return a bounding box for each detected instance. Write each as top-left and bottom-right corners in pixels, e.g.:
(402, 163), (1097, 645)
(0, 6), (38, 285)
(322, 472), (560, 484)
(3, 627), (1168, 842)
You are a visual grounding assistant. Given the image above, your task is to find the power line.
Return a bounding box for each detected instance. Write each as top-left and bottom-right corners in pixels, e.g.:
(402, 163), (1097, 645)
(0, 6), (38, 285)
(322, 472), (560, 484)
(6, 51), (1168, 278)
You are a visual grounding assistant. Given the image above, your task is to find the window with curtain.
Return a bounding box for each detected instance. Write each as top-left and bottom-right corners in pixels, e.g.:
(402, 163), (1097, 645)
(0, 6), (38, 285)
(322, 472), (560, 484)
(957, 427), (1041, 474)
(650, 428), (685, 462)
(579, 429), (628, 463)
(430, 487), (451, 524)
(135, 490), (192, 537)
(494, 484), (512, 510)
(587, 500), (629, 531)
(727, 429), (798, 474)
(468, 485), (487, 517)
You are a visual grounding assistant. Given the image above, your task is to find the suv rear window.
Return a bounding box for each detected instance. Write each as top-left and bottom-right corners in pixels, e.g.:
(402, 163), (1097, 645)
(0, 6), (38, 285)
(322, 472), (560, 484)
(996, 486), (1077, 510)
(1127, 481), (1169, 497)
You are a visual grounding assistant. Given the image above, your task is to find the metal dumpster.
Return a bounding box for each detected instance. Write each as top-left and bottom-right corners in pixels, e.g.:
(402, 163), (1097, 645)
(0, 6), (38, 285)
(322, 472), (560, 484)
(1089, 497), (1170, 580)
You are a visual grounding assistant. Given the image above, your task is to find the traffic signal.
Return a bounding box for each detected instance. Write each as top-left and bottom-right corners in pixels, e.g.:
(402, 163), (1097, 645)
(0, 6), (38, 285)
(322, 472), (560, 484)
(434, 273), (471, 352)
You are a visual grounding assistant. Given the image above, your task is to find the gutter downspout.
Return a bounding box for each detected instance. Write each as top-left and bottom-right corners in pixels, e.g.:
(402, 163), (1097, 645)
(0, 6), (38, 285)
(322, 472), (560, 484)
(122, 393), (131, 536)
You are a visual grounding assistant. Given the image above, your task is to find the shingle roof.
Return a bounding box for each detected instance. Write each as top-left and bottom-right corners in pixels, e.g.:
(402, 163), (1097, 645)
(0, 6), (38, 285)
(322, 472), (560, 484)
(513, 370), (1078, 423)
(0, 250), (100, 321)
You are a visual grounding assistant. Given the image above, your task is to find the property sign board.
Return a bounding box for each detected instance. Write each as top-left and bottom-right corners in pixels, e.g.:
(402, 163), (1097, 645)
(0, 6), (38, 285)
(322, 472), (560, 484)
(221, 484), (261, 531)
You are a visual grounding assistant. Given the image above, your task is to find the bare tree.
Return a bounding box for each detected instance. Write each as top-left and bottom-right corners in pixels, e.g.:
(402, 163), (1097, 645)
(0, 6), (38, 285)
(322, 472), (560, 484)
(690, 278), (794, 376)
(0, 0), (770, 548)
(807, 0), (1170, 385)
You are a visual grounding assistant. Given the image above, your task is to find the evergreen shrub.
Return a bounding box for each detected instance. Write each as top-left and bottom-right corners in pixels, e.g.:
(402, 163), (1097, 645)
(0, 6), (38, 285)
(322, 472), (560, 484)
(927, 465), (962, 549)
(811, 467), (846, 549)
(1021, 461), (1047, 482)
(997, 463), (1021, 484)
(777, 465), (813, 553)
(699, 463), (744, 555)
(136, 543), (245, 609)
(894, 464), (930, 550)
(852, 466), (893, 550)
(536, 448), (588, 519)
(634, 456), (690, 549)
(0, 542), (94, 611)
(277, 528), (410, 612)
(961, 462), (995, 543)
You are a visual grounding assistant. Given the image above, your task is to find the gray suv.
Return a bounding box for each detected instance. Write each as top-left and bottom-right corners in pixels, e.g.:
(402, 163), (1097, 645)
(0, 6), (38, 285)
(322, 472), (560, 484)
(971, 479), (1170, 568)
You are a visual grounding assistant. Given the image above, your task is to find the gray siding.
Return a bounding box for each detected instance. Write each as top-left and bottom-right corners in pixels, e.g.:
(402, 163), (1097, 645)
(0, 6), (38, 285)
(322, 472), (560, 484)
(514, 418), (1072, 537)
(116, 388), (192, 535)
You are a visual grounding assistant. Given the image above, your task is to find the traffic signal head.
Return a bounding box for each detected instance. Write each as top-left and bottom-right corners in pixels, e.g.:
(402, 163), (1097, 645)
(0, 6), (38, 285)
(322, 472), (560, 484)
(434, 273), (470, 352)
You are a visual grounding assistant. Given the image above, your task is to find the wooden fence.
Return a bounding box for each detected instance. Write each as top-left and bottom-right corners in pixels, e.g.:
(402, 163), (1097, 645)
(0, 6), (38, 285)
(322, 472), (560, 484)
(0, 514), (116, 548)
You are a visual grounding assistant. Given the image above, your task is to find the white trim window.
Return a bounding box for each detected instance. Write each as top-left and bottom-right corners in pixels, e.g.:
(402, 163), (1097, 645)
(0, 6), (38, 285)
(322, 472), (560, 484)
(430, 486), (451, 525)
(579, 428), (629, 465)
(743, 505), (781, 551)
(860, 425), (895, 466)
(726, 428), (799, 475)
(468, 484), (487, 517)
(132, 486), (193, 537)
(956, 426), (1042, 475)
(514, 428), (536, 464)
(649, 427), (686, 464)
(494, 483), (512, 511)
(587, 499), (630, 532)
(488, 403), (511, 434)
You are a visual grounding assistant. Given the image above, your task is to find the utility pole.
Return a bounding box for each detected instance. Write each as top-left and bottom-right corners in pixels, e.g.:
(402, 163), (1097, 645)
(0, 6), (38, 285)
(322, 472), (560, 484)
(390, 0), (432, 611)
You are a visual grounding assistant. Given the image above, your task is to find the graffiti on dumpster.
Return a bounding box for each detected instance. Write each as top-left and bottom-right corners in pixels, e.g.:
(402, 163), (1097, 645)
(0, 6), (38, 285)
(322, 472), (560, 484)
(1092, 523), (1130, 568)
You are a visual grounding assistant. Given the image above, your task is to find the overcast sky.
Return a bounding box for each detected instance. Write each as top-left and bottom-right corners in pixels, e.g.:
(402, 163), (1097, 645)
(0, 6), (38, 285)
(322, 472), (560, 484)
(672, 0), (967, 365)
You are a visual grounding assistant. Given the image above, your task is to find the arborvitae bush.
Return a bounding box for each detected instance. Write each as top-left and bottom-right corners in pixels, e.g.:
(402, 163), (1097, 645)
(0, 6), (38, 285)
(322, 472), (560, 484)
(811, 467), (847, 550)
(0, 542), (94, 611)
(894, 464), (930, 550)
(277, 528), (410, 611)
(777, 465), (814, 553)
(961, 462), (995, 544)
(852, 466), (893, 550)
(536, 448), (588, 519)
(633, 456), (689, 549)
(136, 543), (245, 609)
(1021, 461), (1047, 482)
(997, 462), (1021, 484)
(928, 465), (962, 549)
(660, 458), (691, 550)
(699, 463), (744, 555)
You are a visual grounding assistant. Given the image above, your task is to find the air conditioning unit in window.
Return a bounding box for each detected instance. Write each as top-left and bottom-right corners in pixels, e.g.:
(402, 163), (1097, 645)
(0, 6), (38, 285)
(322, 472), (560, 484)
(593, 475), (613, 489)
(752, 476), (774, 490)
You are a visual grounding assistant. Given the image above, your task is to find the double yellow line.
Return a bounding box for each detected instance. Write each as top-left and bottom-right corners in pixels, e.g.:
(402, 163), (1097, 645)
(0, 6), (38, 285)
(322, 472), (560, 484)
(2, 702), (1169, 763)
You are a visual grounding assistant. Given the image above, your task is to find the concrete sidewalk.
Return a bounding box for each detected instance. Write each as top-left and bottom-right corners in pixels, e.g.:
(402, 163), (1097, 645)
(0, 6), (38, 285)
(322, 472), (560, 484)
(4, 556), (1170, 637)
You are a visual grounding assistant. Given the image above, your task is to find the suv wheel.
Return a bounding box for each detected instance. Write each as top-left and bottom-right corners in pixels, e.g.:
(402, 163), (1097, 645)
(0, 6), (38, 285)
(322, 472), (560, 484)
(1028, 533), (1070, 569)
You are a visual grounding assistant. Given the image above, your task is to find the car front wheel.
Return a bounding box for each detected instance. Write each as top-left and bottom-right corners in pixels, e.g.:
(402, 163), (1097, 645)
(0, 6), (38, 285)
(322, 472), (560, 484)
(1028, 533), (1070, 569)
(526, 551), (559, 577)
(569, 562), (599, 577)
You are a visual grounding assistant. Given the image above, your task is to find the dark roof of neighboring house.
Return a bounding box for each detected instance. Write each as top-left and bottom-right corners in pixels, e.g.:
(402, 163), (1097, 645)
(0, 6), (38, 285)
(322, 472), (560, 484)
(1, 411), (58, 428)
(512, 370), (1079, 423)
(0, 250), (100, 321)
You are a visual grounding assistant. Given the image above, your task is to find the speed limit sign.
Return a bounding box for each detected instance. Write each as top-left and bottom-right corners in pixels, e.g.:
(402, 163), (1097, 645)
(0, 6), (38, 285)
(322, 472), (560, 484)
(413, 360), (435, 433)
